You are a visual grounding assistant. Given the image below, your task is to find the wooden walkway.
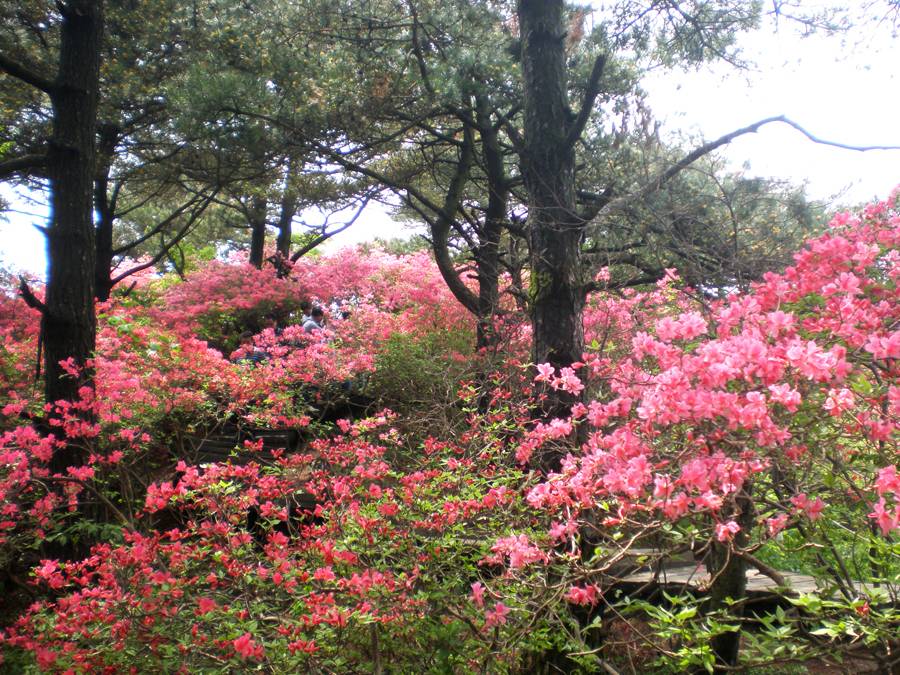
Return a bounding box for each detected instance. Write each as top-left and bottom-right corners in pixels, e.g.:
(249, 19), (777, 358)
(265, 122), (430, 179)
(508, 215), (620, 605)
(618, 555), (886, 600)
(620, 562), (823, 596)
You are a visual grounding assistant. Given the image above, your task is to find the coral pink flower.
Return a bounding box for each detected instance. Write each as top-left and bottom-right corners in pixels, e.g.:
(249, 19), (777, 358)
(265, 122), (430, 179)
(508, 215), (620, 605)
(484, 602), (510, 628)
(470, 582), (485, 608)
(715, 520), (741, 542)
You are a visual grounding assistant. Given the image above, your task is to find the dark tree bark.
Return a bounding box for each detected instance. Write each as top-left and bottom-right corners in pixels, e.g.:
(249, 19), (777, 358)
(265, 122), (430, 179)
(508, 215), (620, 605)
(417, 109), (511, 351)
(474, 98), (506, 350)
(706, 550), (747, 672)
(276, 159), (299, 258)
(1, 2), (105, 536)
(702, 489), (754, 673)
(94, 122), (120, 302)
(307, 107), (507, 351)
(518, 0), (585, 424)
(248, 195), (267, 269)
(423, 124), (480, 319)
(275, 197), (296, 258)
(474, 213), (502, 349)
(42, 1), (104, 444)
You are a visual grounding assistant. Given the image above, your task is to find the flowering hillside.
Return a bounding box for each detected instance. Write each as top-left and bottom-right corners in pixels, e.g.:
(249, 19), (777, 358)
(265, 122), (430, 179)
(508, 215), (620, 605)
(0, 194), (898, 673)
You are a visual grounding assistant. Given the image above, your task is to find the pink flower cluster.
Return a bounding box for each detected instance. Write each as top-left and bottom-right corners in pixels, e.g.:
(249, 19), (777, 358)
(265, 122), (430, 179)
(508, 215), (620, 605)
(523, 192), (900, 552)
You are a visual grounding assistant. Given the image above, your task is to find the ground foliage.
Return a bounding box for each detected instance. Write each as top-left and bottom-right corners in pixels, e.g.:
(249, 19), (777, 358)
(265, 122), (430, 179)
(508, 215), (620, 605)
(0, 193), (897, 672)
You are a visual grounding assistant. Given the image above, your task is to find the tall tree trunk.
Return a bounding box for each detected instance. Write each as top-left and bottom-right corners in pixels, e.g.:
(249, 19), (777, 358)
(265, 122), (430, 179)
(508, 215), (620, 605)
(276, 159), (299, 259)
(476, 216), (502, 350)
(519, 0), (585, 426)
(94, 182), (114, 302)
(43, 1), (103, 456)
(248, 195), (267, 269)
(272, 187), (298, 277)
(94, 123), (119, 302)
(275, 197), (296, 259)
(475, 99), (506, 350)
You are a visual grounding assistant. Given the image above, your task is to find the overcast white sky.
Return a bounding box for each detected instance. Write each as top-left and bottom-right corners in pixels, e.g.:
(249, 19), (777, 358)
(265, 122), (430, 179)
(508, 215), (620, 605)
(2, 4), (898, 276)
(641, 4), (900, 205)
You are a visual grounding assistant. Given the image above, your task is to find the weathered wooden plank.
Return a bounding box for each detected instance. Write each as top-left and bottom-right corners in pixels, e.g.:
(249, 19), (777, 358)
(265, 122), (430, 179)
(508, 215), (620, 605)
(619, 562), (870, 597)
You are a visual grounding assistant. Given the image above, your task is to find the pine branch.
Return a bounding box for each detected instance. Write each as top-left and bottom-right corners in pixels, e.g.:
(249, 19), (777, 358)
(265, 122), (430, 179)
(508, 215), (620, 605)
(565, 53), (607, 150)
(290, 198), (370, 262)
(18, 277), (47, 314)
(0, 52), (55, 94)
(0, 152), (48, 179)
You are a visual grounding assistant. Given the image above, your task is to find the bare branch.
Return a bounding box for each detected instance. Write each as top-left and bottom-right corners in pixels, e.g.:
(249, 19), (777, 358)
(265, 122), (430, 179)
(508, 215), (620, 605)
(423, 125), (480, 315)
(577, 186), (614, 223)
(109, 192), (218, 285)
(290, 198), (370, 262)
(776, 116), (900, 151)
(310, 139), (444, 216)
(407, 0), (435, 97)
(582, 271), (664, 295)
(492, 104), (522, 133)
(502, 119), (524, 153)
(582, 239), (645, 255)
(638, 116), (788, 201)
(112, 192), (212, 255)
(736, 549), (788, 588)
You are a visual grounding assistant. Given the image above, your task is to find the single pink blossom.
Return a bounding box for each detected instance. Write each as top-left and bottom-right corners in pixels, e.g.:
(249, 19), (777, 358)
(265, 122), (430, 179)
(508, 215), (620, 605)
(715, 520), (741, 542)
(232, 633), (264, 659)
(470, 582), (485, 608)
(484, 601), (510, 628)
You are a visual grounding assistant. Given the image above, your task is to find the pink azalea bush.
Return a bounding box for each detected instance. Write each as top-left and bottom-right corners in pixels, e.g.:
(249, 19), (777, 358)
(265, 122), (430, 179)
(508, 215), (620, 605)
(514, 192), (900, 670)
(0, 276), (42, 419)
(154, 247), (472, 349)
(2, 403), (558, 673)
(0, 246), (477, 610)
